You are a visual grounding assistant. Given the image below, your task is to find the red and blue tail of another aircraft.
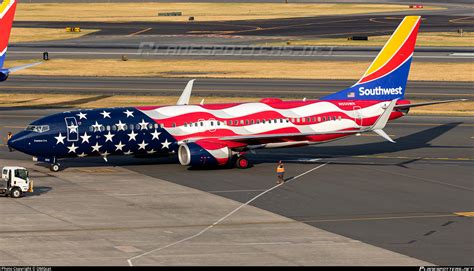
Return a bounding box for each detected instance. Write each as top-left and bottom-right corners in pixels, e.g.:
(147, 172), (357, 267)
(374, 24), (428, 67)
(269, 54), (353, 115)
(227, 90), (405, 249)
(321, 16), (421, 101)
(0, 0), (41, 81)
(0, 0), (16, 69)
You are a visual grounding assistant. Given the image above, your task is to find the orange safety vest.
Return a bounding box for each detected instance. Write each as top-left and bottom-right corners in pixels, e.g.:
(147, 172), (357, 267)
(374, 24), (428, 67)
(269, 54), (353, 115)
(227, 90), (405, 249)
(277, 165), (285, 173)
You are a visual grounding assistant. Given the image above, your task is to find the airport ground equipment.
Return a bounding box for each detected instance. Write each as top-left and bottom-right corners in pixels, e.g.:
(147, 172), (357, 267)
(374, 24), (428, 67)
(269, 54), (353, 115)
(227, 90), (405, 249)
(1, 166), (33, 198)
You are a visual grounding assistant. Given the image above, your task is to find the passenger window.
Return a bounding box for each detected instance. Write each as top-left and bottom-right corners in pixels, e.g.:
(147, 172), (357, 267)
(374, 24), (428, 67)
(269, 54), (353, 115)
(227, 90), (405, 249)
(112, 125), (117, 131)
(210, 121), (214, 126)
(135, 124), (140, 130)
(100, 126), (105, 132)
(322, 117), (326, 122)
(318, 117), (321, 122)
(106, 125), (111, 131)
(148, 124), (153, 129)
(338, 116), (342, 120)
(89, 126), (94, 132)
(172, 123), (176, 128)
(256, 119), (260, 124)
(250, 120), (254, 124)
(200, 122), (203, 127)
(306, 117), (310, 122)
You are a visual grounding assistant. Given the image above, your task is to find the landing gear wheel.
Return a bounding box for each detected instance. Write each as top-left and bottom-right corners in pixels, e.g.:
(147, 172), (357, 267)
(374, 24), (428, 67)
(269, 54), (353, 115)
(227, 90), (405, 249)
(11, 188), (22, 198)
(50, 163), (60, 172)
(235, 156), (251, 169)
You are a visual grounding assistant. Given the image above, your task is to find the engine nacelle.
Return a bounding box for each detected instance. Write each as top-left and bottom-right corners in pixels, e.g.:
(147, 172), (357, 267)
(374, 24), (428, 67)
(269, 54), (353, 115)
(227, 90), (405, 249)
(0, 71), (9, 82)
(178, 142), (231, 167)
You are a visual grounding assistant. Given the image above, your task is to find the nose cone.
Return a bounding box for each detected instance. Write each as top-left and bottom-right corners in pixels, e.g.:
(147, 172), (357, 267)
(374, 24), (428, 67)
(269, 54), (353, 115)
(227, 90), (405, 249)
(8, 131), (29, 153)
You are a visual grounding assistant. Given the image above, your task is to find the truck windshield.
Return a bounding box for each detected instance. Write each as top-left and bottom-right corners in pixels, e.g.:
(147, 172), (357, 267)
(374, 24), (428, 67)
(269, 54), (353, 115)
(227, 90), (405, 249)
(15, 169), (28, 180)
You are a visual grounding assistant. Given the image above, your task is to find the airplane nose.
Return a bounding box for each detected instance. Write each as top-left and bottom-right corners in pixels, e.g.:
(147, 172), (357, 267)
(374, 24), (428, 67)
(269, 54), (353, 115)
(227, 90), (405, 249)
(7, 131), (28, 153)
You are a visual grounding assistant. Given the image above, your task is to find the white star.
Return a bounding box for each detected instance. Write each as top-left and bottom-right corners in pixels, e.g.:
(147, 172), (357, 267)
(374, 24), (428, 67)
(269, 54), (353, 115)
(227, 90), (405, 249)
(147, 149), (156, 154)
(100, 110), (111, 119)
(80, 132), (91, 143)
(151, 129), (161, 140)
(161, 139), (171, 149)
(91, 142), (102, 152)
(101, 151), (110, 157)
(78, 152), (88, 158)
(55, 133), (66, 145)
(116, 120), (127, 131)
(124, 150), (133, 155)
(104, 131), (115, 142)
(67, 123), (78, 134)
(67, 143), (78, 153)
(139, 119), (149, 130)
(124, 109), (134, 118)
(76, 112), (87, 120)
(138, 140), (148, 150)
(115, 141), (125, 151)
(128, 130), (137, 141)
(92, 121), (103, 132)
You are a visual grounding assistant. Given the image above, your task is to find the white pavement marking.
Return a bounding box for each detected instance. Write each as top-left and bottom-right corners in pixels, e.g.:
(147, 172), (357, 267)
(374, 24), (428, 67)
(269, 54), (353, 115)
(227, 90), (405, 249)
(127, 162), (330, 266)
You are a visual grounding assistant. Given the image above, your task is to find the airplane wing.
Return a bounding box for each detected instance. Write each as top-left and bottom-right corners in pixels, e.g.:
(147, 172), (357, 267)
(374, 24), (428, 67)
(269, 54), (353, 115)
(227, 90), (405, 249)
(7, 61), (43, 73)
(176, 79), (195, 105)
(394, 99), (467, 109)
(218, 99), (398, 143)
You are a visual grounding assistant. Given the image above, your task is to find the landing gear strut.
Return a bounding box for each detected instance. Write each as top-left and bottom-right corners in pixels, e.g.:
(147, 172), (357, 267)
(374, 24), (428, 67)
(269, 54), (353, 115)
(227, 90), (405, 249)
(235, 155), (251, 169)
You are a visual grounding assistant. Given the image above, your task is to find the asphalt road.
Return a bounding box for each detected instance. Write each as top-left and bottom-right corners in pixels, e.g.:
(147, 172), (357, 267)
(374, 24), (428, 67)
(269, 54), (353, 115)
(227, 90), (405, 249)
(1, 75), (472, 100)
(0, 109), (472, 265)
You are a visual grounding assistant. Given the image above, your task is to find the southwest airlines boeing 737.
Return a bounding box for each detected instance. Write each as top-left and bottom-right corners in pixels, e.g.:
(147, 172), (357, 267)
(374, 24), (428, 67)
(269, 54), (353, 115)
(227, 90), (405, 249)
(0, 0), (41, 81)
(8, 16), (465, 171)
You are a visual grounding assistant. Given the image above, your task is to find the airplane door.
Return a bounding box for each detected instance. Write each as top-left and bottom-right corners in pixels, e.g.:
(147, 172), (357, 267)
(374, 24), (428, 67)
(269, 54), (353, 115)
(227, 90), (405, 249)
(65, 117), (79, 142)
(208, 118), (217, 132)
(352, 106), (363, 127)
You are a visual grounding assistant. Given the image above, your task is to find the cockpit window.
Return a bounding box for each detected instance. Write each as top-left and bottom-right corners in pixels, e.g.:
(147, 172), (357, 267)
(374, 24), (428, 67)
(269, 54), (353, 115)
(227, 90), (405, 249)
(26, 125), (50, 133)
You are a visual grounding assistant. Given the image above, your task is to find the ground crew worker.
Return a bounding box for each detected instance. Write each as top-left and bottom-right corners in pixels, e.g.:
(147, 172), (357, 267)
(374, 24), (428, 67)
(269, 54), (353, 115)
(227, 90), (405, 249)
(276, 160), (285, 184)
(6, 132), (13, 152)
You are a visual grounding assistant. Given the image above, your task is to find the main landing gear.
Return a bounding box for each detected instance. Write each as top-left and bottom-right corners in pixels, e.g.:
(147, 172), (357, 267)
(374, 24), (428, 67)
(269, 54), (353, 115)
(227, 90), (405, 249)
(234, 155), (252, 169)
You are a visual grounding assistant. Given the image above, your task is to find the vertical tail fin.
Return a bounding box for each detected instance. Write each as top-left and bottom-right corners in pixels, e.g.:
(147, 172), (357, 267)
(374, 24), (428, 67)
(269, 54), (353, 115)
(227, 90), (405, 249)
(321, 16), (421, 101)
(0, 0), (17, 69)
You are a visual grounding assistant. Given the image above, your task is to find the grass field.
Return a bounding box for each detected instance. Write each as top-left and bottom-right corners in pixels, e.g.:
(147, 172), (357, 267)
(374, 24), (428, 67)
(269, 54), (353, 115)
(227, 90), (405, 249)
(15, 3), (440, 22)
(6, 59), (474, 82)
(266, 31), (474, 47)
(0, 93), (471, 116)
(10, 28), (99, 43)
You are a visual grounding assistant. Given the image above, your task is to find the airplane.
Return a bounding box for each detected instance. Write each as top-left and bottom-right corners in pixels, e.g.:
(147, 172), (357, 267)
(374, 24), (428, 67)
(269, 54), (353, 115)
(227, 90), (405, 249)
(8, 16), (466, 172)
(0, 0), (42, 82)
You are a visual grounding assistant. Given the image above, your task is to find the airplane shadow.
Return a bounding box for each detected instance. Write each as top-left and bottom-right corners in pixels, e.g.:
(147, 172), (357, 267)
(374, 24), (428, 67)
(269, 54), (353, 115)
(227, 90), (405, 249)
(36, 122), (465, 171)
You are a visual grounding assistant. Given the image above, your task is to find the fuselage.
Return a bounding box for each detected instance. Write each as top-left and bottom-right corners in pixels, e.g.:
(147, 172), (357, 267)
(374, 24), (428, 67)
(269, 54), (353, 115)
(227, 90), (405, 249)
(9, 98), (408, 162)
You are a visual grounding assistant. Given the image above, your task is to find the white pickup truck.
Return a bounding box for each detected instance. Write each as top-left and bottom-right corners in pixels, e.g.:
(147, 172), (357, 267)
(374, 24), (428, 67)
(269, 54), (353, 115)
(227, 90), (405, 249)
(1, 166), (33, 198)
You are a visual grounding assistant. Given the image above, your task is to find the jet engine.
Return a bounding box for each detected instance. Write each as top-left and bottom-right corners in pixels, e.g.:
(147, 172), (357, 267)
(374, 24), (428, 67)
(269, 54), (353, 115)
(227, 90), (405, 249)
(178, 142), (231, 167)
(0, 71), (9, 82)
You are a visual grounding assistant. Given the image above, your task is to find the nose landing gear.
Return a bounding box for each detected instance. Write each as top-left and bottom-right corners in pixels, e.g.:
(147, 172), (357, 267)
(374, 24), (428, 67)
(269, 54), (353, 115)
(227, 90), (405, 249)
(50, 163), (61, 172)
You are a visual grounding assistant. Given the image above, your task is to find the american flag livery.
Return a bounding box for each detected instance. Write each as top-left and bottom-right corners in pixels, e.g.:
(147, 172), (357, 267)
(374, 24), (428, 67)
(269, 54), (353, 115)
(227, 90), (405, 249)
(0, 0), (16, 69)
(9, 15), (464, 171)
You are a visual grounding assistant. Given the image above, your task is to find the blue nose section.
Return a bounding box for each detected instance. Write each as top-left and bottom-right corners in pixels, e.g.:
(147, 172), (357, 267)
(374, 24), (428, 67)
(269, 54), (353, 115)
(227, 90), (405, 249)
(8, 131), (29, 153)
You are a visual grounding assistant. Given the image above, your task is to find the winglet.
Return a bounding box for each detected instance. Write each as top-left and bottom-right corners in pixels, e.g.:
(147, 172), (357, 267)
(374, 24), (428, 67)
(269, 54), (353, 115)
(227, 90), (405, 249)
(176, 79), (195, 105)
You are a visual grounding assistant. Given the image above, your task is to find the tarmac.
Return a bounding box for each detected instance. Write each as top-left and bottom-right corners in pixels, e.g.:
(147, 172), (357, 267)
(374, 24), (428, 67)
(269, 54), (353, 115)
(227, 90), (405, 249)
(1, 76), (473, 100)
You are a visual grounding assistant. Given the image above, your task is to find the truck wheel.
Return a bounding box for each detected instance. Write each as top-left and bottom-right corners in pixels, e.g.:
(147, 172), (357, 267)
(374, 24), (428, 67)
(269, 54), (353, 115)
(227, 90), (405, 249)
(11, 188), (22, 198)
(50, 163), (60, 172)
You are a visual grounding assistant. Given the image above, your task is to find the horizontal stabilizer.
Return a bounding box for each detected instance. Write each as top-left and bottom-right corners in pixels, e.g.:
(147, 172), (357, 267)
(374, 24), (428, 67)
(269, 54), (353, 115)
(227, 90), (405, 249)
(7, 61), (42, 73)
(395, 99), (467, 109)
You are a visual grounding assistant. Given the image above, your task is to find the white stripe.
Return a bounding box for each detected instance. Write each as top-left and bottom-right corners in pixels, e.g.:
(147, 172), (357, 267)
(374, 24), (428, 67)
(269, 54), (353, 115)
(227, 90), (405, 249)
(0, 0), (14, 19)
(140, 101), (387, 120)
(0, 47), (7, 57)
(127, 162), (330, 266)
(167, 118), (361, 137)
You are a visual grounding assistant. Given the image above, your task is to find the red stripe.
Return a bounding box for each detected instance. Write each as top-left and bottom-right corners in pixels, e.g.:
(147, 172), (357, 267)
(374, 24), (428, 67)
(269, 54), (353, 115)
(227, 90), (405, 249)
(0, 1), (16, 52)
(359, 19), (420, 84)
